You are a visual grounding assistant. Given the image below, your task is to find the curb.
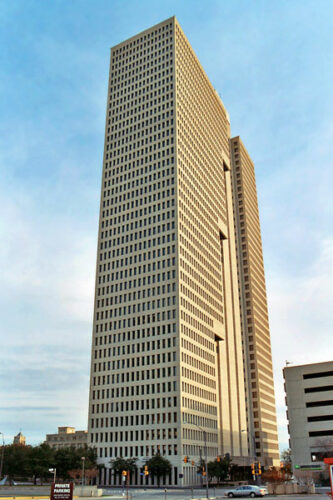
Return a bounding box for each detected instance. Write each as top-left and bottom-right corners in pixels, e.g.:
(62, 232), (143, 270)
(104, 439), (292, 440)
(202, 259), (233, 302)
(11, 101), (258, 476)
(0, 497), (79, 500)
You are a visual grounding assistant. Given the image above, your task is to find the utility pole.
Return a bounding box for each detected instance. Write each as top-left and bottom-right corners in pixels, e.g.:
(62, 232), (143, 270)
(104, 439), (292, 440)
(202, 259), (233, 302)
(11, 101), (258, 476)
(0, 432), (4, 480)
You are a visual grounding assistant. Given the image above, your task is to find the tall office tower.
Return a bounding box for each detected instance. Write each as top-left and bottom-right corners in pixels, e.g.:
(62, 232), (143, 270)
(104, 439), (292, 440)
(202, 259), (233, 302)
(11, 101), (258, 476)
(230, 137), (280, 466)
(88, 17), (277, 487)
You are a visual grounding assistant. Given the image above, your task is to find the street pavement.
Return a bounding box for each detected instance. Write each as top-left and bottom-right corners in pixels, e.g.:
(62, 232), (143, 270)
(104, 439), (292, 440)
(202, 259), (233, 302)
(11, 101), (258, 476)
(0, 486), (330, 500)
(101, 489), (326, 500)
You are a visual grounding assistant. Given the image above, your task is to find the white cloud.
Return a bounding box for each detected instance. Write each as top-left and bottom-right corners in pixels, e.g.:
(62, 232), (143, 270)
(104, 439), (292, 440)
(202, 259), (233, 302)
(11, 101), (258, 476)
(0, 173), (97, 443)
(268, 237), (333, 451)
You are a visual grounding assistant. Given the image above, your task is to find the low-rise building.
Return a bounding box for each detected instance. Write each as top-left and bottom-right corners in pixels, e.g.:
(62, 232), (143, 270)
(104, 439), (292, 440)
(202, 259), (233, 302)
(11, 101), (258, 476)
(45, 427), (88, 450)
(283, 361), (333, 477)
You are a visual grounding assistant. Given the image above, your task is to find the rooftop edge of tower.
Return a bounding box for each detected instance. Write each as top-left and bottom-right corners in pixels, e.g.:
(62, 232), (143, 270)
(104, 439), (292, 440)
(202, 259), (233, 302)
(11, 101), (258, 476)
(111, 16), (176, 51)
(109, 16), (230, 124)
(173, 18), (230, 123)
(231, 136), (254, 163)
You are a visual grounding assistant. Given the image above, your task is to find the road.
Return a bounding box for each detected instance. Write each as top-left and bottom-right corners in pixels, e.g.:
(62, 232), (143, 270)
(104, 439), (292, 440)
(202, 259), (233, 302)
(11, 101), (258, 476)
(0, 486), (330, 500)
(101, 489), (326, 500)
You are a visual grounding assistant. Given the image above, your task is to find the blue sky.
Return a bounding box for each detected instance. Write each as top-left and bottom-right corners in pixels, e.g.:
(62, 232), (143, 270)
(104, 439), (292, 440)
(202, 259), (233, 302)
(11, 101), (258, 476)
(1, 0), (332, 452)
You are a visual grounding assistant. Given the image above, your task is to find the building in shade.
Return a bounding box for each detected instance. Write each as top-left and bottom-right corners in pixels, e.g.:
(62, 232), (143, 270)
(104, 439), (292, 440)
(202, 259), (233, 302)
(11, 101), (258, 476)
(230, 137), (280, 466)
(87, 17), (279, 486)
(45, 427), (88, 450)
(284, 361), (333, 477)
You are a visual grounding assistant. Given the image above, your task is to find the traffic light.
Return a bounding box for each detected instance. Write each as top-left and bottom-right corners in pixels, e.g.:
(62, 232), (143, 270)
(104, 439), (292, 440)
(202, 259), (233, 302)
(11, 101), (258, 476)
(191, 461), (195, 466)
(202, 465), (206, 477)
(251, 463), (255, 476)
(254, 462), (261, 475)
(184, 456), (188, 463)
(144, 465), (149, 476)
(122, 470), (127, 477)
(217, 456), (221, 463)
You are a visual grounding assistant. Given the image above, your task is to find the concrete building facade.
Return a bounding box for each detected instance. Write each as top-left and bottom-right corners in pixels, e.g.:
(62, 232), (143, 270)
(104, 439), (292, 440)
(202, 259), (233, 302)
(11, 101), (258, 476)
(87, 17), (279, 486)
(230, 137), (280, 466)
(45, 427), (88, 450)
(284, 361), (333, 475)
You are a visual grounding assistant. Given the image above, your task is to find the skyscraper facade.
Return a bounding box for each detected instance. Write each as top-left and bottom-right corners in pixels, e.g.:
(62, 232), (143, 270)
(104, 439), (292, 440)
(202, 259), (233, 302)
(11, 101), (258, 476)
(88, 17), (278, 486)
(230, 137), (280, 466)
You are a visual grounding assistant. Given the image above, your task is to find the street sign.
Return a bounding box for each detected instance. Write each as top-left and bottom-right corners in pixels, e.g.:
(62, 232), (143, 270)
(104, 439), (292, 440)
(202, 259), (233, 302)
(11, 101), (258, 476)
(295, 464), (323, 471)
(50, 483), (73, 500)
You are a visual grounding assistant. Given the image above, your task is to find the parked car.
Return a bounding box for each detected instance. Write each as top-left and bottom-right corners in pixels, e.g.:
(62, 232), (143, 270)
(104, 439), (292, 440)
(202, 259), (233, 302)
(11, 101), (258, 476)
(225, 485), (268, 497)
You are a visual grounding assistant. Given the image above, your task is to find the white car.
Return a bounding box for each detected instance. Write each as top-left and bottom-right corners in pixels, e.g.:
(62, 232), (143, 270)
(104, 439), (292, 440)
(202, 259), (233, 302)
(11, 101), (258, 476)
(225, 485), (268, 497)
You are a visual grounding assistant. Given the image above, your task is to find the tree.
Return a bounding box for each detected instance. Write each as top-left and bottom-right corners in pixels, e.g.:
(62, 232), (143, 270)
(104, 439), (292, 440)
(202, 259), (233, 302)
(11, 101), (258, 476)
(3, 444), (31, 479)
(54, 445), (97, 480)
(68, 467), (98, 485)
(1, 444), (97, 483)
(313, 438), (333, 459)
(229, 463), (250, 482)
(281, 448), (291, 463)
(280, 448), (292, 477)
(207, 455), (231, 485)
(262, 466), (285, 484)
(110, 457), (137, 480)
(145, 454), (172, 486)
(28, 444), (55, 483)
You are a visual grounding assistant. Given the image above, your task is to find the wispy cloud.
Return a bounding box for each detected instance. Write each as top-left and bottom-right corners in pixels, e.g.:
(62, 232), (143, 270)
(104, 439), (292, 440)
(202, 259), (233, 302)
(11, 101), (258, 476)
(268, 237), (333, 449)
(1, 0), (332, 450)
(0, 158), (96, 443)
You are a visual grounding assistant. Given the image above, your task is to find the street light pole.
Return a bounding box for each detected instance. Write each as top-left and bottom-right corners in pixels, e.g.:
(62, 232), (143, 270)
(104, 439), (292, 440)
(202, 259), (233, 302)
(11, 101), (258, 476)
(0, 432), (5, 480)
(193, 424), (209, 499)
(203, 429), (209, 499)
(49, 468), (56, 483)
(81, 457), (86, 486)
(184, 418), (209, 498)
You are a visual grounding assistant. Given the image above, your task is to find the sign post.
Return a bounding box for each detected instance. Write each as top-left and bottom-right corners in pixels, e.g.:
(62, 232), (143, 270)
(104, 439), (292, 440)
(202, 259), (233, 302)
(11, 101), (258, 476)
(126, 470), (130, 500)
(50, 483), (73, 500)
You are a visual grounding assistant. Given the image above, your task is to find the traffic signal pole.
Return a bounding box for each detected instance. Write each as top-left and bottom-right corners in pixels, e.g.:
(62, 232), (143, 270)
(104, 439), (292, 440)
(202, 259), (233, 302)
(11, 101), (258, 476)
(250, 434), (262, 485)
(204, 430), (209, 499)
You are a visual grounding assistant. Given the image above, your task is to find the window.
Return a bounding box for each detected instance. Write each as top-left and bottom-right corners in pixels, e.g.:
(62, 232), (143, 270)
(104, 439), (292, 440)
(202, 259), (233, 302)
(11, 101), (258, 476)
(303, 371), (333, 380)
(304, 385), (333, 393)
